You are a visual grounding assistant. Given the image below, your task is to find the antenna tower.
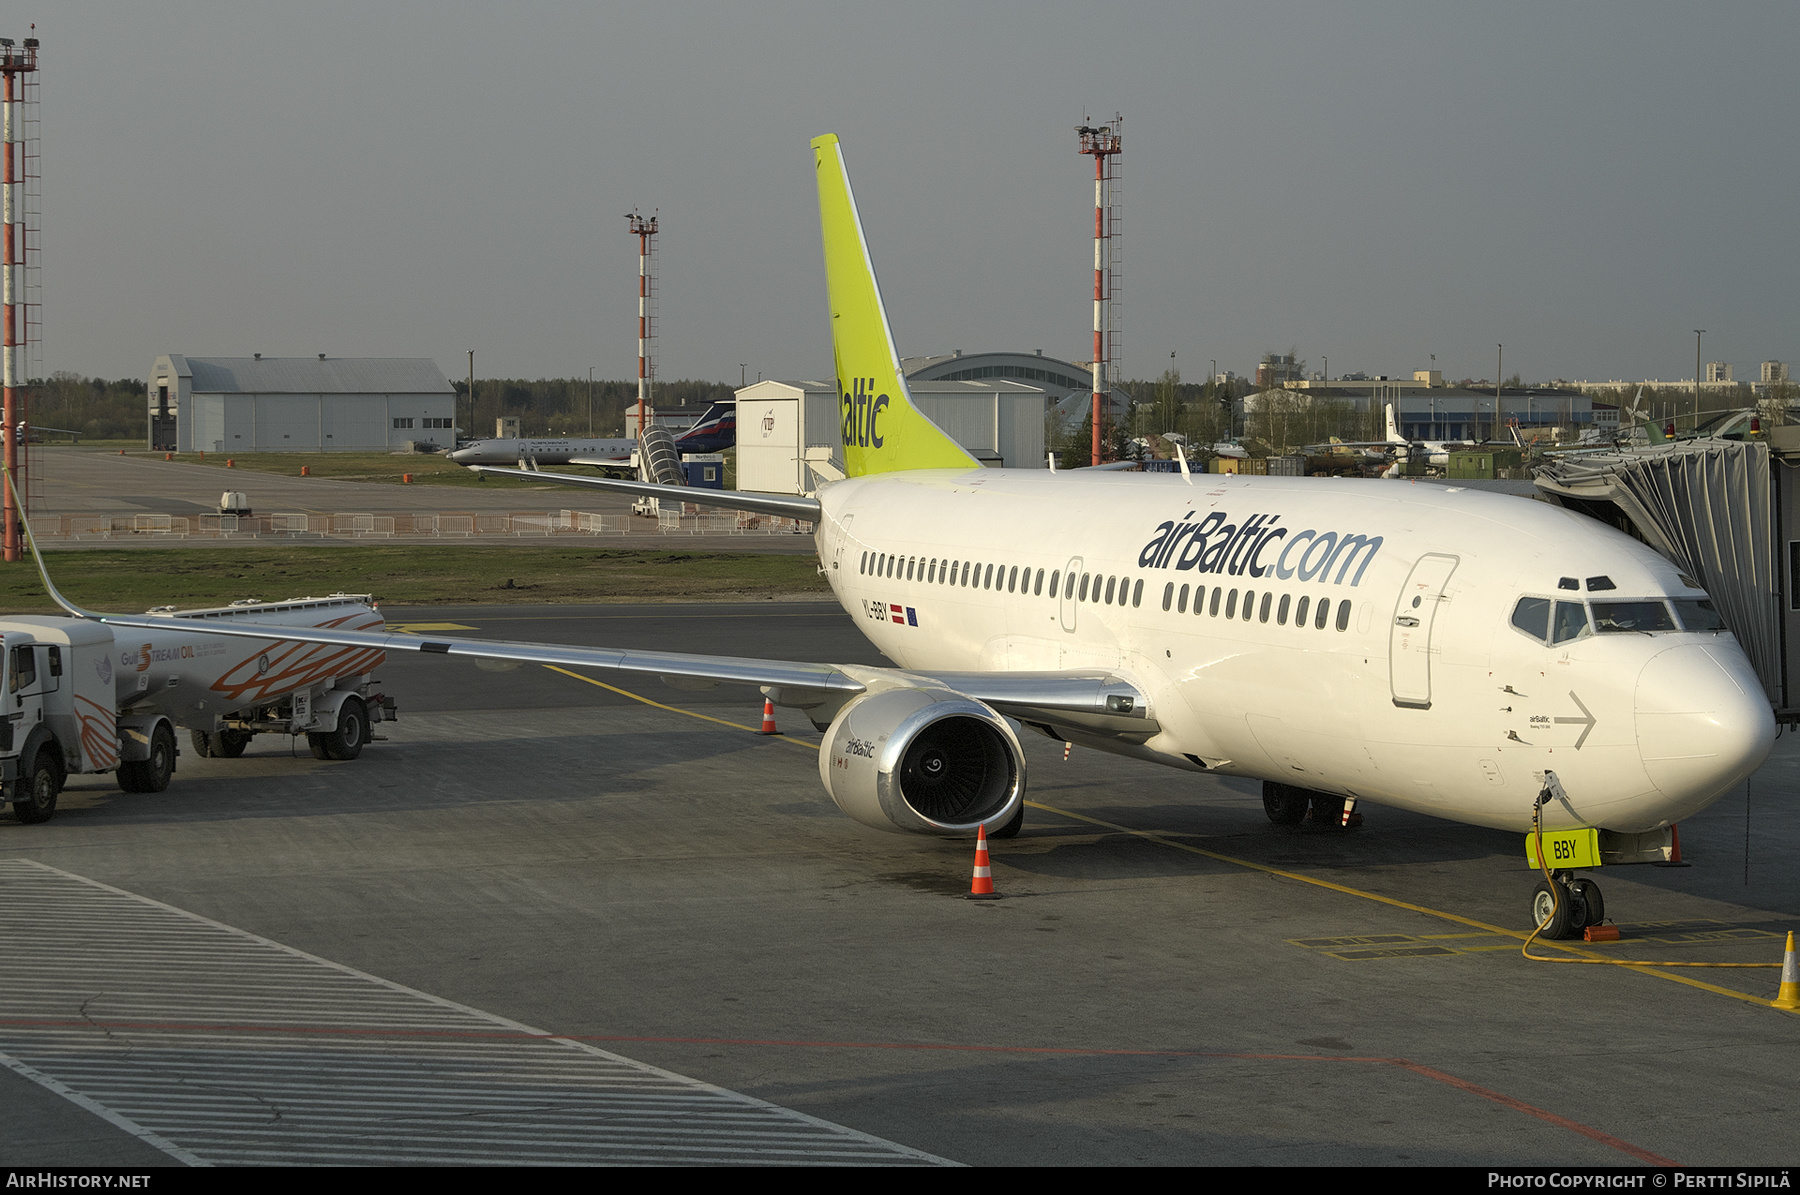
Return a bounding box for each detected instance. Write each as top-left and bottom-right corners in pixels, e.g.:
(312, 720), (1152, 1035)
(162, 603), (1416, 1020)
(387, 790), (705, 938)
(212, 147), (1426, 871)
(627, 209), (658, 441)
(1, 35), (38, 562)
(1076, 114), (1121, 466)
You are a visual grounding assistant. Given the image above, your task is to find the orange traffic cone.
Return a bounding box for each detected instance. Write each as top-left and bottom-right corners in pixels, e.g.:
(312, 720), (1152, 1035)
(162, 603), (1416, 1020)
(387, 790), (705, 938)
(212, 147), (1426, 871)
(1774, 932), (1800, 1010)
(967, 824), (1001, 900)
(757, 699), (779, 736)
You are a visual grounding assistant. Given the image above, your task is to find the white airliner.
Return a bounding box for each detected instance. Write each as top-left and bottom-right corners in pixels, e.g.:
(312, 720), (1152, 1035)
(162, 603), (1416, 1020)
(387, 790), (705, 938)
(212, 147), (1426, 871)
(31, 135), (1773, 938)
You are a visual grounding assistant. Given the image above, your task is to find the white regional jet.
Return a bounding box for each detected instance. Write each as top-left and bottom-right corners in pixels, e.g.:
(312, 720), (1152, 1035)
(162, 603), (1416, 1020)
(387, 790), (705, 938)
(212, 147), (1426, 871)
(31, 135), (1774, 938)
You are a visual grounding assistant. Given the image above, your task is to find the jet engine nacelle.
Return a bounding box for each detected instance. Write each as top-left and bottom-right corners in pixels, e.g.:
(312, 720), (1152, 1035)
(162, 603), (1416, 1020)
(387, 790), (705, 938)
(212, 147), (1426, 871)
(818, 686), (1025, 835)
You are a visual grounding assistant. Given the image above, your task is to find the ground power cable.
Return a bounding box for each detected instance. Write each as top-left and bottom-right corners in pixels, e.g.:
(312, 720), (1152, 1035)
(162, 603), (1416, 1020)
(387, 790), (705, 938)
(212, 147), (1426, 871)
(1523, 779), (1779, 971)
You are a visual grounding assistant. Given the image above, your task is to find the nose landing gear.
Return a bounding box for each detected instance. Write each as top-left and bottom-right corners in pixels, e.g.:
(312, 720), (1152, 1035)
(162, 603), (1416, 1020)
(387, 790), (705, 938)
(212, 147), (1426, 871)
(1530, 872), (1607, 940)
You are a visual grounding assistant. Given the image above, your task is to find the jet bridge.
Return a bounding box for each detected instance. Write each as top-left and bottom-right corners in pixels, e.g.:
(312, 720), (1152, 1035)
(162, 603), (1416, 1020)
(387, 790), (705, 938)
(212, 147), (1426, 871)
(1534, 431), (1800, 721)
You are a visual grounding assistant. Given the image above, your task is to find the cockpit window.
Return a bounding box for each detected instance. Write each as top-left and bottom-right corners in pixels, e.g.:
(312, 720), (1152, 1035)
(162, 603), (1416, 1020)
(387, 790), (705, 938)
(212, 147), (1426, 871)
(1552, 600), (1591, 644)
(1673, 599), (1728, 632)
(1511, 596), (1550, 643)
(1592, 600), (1676, 633)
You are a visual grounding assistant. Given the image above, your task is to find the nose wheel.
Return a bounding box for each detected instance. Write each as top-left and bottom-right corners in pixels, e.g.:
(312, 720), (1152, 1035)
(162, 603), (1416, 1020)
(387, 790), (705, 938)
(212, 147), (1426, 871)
(1530, 872), (1606, 939)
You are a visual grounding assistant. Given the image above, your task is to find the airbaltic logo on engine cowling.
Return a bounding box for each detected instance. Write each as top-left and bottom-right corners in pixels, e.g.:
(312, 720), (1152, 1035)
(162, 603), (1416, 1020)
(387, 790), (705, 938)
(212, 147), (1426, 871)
(1137, 509), (1383, 586)
(841, 376), (889, 449)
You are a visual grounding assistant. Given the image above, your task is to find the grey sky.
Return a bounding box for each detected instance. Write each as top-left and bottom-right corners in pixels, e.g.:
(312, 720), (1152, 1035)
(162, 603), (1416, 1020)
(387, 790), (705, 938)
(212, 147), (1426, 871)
(35, 3), (1800, 388)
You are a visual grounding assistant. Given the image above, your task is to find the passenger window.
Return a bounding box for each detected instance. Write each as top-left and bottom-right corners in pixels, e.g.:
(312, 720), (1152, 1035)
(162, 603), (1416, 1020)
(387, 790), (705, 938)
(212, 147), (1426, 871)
(1336, 602), (1352, 632)
(859, 551), (868, 574)
(985, 564), (995, 589)
(1258, 593), (1271, 623)
(1592, 600), (1676, 633)
(1163, 583), (1174, 612)
(1065, 572), (1076, 599)
(1277, 594), (1290, 625)
(1008, 566), (1018, 593)
(1225, 590), (1238, 618)
(1315, 599), (1330, 630)
(1241, 590), (1254, 621)
(1105, 576), (1117, 604)
(1080, 573), (1090, 601)
(1673, 599), (1727, 631)
(906, 558), (915, 581)
(1049, 570), (1060, 597)
(1132, 579), (1142, 607)
(1552, 601), (1590, 644)
(1510, 596), (1551, 643)
(1177, 584), (1189, 613)
(963, 562), (972, 587)
(1295, 595), (1309, 626)
(1034, 569), (1044, 596)
(1210, 587), (1221, 617)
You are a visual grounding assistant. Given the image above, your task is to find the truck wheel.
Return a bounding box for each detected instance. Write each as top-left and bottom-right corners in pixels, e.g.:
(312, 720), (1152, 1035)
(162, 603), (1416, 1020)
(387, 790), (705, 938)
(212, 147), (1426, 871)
(318, 697), (367, 762)
(118, 723), (177, 794)
(191, 729), (250, 759)
(12, 750), (61, 824)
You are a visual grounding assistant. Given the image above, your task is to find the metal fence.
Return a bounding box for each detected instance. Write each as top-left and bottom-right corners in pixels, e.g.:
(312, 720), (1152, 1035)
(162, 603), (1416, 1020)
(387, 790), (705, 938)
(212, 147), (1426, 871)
(29, 510), (815, 543)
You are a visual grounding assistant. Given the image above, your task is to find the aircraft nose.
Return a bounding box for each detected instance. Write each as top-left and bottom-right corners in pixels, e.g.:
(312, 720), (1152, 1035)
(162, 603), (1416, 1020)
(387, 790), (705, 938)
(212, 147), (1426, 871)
(1635, 643), (1774, 806)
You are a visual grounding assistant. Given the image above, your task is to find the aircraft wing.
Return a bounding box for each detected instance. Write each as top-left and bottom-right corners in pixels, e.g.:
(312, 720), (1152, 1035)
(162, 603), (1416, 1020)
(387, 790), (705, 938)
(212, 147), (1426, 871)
(472, 465), (822, 520)
(14, 495), (1149, 728)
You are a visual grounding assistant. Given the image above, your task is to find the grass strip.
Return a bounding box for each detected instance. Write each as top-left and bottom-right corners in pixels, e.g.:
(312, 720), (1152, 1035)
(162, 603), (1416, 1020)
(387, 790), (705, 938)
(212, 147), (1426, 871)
(0, 544), (827, 613)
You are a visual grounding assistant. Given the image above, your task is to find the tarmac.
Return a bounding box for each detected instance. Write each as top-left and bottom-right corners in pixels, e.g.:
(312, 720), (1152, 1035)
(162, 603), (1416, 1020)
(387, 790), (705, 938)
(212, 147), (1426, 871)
(4, 601), (1800, 1167)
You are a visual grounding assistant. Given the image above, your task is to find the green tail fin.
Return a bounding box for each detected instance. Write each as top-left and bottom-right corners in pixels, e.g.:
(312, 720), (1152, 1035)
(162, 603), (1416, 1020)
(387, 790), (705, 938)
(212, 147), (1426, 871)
(812, 134), (979, 477)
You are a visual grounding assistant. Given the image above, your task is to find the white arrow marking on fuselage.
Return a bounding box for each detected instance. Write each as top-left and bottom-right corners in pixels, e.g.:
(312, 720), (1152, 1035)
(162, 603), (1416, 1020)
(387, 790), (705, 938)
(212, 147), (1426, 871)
(1553, 691), (1596, 749)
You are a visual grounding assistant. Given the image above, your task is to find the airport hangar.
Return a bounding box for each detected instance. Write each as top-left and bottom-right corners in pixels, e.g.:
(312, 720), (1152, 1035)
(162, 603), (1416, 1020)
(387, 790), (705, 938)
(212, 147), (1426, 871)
(147, 355), (457, 453)
(733, 350), (1133, 494)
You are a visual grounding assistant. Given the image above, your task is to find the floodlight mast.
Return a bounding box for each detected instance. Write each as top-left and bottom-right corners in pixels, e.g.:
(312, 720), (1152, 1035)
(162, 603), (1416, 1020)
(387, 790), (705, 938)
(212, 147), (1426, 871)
(0, 36), (36, 563)
(1077, 116), (1121, 467)
(628, 210), (659, 442)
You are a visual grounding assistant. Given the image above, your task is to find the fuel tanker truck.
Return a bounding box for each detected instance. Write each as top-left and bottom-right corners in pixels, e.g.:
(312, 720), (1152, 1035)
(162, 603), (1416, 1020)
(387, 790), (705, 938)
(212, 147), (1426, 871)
(1, 593), (395, 824)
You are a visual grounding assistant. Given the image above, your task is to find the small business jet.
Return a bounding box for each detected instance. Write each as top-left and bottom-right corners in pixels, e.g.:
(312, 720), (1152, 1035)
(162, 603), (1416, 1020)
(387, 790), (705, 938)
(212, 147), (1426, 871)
(36, 136), (1772, 937)
(446, 436), (637, 468)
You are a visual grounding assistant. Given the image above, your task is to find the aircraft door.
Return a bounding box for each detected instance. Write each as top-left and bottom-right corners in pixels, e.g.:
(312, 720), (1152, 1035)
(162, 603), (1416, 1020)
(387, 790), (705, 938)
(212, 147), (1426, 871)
(1059, 556), (1083, 633)
(1390, 553), (1459, 709)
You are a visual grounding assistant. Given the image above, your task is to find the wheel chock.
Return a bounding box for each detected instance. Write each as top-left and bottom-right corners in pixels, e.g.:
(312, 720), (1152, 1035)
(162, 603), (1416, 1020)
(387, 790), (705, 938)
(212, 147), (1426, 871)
(1773, 932), (1800, 1010)
(1583, 925), (1620, 943)
(966, 823), (1001, 900)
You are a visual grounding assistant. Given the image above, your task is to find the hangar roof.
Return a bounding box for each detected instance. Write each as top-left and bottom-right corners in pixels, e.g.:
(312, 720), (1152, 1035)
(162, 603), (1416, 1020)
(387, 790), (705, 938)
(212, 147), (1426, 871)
(156, 355), (453, 395)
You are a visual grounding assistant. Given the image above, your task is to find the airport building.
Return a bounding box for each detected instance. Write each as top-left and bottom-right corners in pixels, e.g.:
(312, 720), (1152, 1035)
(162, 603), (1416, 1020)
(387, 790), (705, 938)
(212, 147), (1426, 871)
(148, 355), (457, 453)
(734, 377), (1048, 494)
(901, 350), (1132, 426)
(1269, 374), (1598, 441)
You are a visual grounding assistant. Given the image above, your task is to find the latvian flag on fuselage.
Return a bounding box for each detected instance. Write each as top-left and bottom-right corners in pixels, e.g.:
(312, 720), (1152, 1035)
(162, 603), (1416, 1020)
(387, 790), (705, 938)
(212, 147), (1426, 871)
(890, 604), (919, 627)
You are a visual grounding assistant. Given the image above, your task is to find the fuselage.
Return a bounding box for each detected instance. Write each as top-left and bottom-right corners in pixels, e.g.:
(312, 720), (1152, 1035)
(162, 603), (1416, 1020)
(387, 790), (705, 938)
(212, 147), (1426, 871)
(448, 437), (637, 466)
(812, 468), (1773, 836)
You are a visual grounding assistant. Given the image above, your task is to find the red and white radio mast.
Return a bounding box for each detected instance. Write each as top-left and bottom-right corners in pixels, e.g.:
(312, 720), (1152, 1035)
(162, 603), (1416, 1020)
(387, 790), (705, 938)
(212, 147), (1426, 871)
(627, 210), (658, 441)
(1076, 115), (1121, 467)
(1, 35), (37, 563)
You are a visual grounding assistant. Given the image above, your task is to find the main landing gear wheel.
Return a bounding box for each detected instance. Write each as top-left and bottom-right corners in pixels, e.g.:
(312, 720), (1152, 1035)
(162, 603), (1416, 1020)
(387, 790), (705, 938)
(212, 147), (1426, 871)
(1262, 780), (1309, 826)
(1530, 877), (1587, 940)
(308, 696), (367, 762)
(118, 722), (176, 794)
(11, 749), (61, 824)
(988, 802), (1026, 839)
